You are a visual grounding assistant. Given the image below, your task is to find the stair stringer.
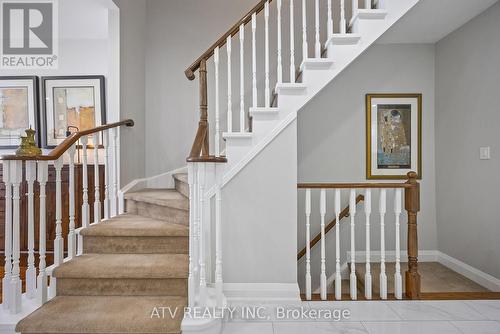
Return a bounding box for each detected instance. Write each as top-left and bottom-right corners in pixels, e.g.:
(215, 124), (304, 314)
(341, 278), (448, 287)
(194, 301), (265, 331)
(220, 0), (420, 189)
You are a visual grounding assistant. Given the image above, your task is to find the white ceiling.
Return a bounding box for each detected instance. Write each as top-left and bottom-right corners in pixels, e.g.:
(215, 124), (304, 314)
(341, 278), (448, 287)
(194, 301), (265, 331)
(378, 0), (499, 44)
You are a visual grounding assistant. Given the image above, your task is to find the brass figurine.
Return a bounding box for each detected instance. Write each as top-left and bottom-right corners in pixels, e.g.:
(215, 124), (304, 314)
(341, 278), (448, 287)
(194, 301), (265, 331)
(15, 128), (42, 157)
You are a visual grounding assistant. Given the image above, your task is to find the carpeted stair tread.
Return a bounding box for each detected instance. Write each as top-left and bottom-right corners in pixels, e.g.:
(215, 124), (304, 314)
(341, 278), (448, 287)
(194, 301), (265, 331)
(53, 254), (188, 279)
(80, 214), (188, 237)
(173, 173), (188, 184)
(173, 173), (189, 198)
(15, 296), (185, 334)
(124, 189), (188, 211)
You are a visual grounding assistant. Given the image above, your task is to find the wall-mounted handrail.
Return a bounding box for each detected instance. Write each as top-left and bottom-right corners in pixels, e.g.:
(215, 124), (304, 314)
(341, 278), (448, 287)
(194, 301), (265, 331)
(0, 119), (134, 161)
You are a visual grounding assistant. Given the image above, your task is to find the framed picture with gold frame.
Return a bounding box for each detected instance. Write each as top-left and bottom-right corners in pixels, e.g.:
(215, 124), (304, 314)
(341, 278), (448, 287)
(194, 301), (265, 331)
(366, 93), (422, 180)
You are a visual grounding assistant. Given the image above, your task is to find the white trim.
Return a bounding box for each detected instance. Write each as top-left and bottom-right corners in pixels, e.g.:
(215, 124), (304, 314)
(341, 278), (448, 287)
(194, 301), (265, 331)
(223, 283), (301, 302)
(221, 111), (297, 188)
(120, 166), (187, 194)
(437, 252), (500, 292)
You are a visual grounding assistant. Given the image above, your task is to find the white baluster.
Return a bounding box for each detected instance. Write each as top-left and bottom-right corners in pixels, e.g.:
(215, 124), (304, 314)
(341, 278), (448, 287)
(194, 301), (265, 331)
(2, 161), (12, 309)
(198, 163), (207, 305)
(320, 189), (327, 300)
(289, 0), (295, 82)
(227, 36), (233, 133)
(334, 189), (342, 300)
(379, 188), (387, 299)
(214, 46), (220, 156)
(264, 1), (270, 107)
(302, 0), (308, 60)
(340, 0), (346, 34)
(251, 13), (257, 108)
(364, 189), (372, 299)
(115, 127), (122, 214)
(93, 133), (101, 224)
(10, 160), (22, 313)
(78, 135), (90, 255)
(54, 158), (64, 268)
(112, 128), (120, 215)
(394, 188), (403, 299)
(37, 161), (48, 305)
(349, 189), (357, 300)
(239, 24), (245, 132)
(327, 0), (333, 40)
(305, 189), (312, 300)
(365, 0), (371, 9)
(25, 161), (36, 299)
(314, 0), (320, 58)
(352, 0), (358, 21)
(68, 145), (77, 259)
(215, 165), (223, 306)
(187, 163), (198, 306)
(103, 130), (110, 220)
(277, 0), (283, 84)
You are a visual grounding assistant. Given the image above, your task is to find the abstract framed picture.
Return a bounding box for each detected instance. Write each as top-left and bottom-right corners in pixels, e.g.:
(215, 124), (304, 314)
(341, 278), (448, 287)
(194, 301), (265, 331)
(0, 76), (40, 148)
(366, 93), (422, 180)
(41, 75), (106, 148)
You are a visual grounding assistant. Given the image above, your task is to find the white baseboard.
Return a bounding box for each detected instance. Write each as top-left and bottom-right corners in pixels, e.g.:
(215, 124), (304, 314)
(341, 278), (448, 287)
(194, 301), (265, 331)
(338, 249), (500, 292)
(437, 252), (500, 292)
(223, 283), (301, 303)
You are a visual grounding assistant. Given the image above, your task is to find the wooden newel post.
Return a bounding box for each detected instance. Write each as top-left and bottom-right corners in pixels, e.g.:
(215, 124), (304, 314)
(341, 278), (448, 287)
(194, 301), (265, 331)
(199, 58), (209, 157)
(404, 171), (421, 299)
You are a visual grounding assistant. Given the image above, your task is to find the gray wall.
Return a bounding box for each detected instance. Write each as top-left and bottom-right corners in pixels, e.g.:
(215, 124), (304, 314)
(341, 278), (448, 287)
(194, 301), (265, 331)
(297, 43), (437, 290)
(435, 2), (500, 279)
(114, 0), (147, 185)
(222, 121), (298, 284)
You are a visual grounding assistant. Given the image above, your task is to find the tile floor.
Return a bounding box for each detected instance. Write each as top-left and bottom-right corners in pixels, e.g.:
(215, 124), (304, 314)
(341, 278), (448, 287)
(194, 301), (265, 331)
(220, 300), (500, 334)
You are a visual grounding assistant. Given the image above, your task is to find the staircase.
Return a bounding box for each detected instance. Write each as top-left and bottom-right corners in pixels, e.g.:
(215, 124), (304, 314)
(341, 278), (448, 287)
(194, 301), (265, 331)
(16, 174), (190, 334)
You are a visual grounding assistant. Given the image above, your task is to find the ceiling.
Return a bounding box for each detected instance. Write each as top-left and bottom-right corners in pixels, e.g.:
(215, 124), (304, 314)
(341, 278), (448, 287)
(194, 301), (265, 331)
(377, 0), (499, 44)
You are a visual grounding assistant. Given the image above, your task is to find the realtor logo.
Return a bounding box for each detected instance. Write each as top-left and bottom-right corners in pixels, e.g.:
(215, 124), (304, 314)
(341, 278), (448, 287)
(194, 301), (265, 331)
(0, 0), (58, 69)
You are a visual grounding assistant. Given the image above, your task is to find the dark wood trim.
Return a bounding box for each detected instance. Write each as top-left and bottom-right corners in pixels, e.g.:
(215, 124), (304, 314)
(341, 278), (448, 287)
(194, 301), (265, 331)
(297, 183), (411, 189)
(0, 119), (134, 161)
(297, 195), (364, 261)
(405, 171), (421, 299)
(185, 0), (275, 80)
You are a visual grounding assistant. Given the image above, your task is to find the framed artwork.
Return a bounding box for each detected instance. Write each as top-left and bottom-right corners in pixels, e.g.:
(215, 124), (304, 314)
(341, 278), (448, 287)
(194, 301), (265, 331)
(41, 75), (106, 148)
(0, 76), (40, 148)
(366, 93), (422, 179)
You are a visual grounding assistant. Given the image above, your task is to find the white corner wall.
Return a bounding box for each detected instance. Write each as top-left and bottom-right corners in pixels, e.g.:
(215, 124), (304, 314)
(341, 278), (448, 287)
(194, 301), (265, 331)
(222, 120), (298, 296)
(297, 43), (437, 291)
(435, 2), (500, 280)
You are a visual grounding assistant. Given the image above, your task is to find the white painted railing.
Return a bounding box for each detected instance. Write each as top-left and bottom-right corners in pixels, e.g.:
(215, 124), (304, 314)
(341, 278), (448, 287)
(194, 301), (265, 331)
(298, 173), (421, 300)
(186, 0), (378, 154)
(0, 120), (133, 314)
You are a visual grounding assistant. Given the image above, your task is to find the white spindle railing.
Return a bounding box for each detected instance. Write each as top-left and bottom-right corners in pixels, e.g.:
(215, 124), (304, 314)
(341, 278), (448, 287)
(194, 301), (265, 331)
(297, 179), (419, 300)
(239, 24), (245, 132)
(289, 0), (295, 82)
(327, 0), (333, 41)
(25, 161), (36, 299)
(251, 14), (257, 108)
(340, 0), (347, 34)
(364, 189), (372, 299)
(277, 0), (283, 84)
(1, 121), (130, 314)
(227, 36), (233, 132)
(264, 1), (270, 107)
(379, 188), (387, 299)
(314, 0), (320, 58)
(319, 189), (327, 300)
(214, 46), (220, 156)
(302, 0), (308, 60)
(197, 164), (207, 305)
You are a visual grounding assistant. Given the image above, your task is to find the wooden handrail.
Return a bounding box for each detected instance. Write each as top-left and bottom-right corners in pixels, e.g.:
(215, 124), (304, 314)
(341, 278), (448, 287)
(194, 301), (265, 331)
(185, 0), (274, 80)
(0, 119), (134, 161)
(298, 183), (412, 189)
(297, 194), (364, 261)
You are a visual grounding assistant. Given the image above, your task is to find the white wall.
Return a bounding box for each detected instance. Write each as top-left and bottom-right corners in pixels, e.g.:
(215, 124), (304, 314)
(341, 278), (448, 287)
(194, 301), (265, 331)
(435, 2), (500, 279)
(297, 43), (437, 291)
(222, 121), (298, 286)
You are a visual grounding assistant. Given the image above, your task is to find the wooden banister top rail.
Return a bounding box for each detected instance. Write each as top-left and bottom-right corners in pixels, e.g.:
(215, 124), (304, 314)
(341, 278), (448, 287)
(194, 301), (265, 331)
(297, 194), (364, 261)
(297, 183), (412, 189)
(0, 119), (134, 161)
(185, 0), (274, 80)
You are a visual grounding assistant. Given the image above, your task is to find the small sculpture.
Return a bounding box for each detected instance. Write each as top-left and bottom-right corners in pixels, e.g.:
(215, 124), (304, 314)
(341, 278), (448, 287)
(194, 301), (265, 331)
(15, 128), (42, 157)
